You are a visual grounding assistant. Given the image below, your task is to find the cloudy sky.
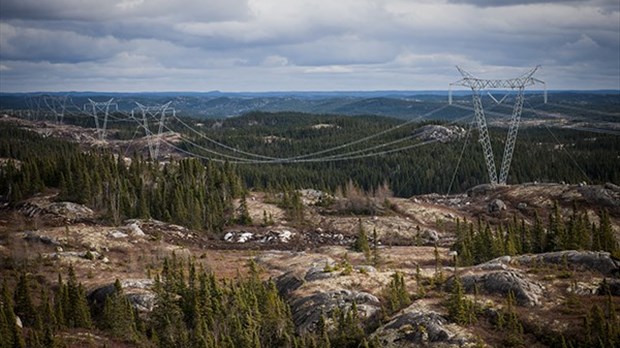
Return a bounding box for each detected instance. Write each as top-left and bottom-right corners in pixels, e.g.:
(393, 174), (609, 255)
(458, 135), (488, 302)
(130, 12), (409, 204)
(0, 0), (618, 92)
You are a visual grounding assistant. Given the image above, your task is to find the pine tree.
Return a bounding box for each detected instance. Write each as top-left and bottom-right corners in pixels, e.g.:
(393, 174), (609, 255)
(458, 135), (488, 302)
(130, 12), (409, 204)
(13, 273), (37, 327)
(352, 219), (370, 258)
(385, 272), (411, 314)
(236, 191), (252, 225)
(531, 212), (546, 253)
(65, 265), (92, 328)
(447, 277), (468, 325)
(100, 279), (138, 340)
(599, 209), (618, 255)
(371, 228), (381, 267)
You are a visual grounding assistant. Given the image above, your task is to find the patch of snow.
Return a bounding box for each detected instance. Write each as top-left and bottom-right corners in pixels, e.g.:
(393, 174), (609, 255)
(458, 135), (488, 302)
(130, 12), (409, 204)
(128, 223), (146, 237)
(238, 232), (254, 243)
(109, 230), (128, 239)
(279, 230), (293, 243)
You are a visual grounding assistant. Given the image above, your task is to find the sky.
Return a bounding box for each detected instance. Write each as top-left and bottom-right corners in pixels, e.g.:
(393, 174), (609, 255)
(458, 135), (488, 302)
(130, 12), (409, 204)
(0, 0), (618, 92)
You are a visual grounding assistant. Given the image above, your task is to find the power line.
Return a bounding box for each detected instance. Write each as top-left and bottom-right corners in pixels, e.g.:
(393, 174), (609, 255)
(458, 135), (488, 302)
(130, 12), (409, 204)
(450, 66), (546, 185)
(523, 99), (591, 183)
(446, 114), (475, 196)
(169, 103), (451, 162)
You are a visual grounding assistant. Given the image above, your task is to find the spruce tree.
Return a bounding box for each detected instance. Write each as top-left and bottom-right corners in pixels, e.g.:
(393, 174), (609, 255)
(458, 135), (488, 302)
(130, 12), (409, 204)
(447, 277), (468, 325)
(352, 219), (370, 258)
(13, 273), (37, 327)
(65, 266), (92, 328)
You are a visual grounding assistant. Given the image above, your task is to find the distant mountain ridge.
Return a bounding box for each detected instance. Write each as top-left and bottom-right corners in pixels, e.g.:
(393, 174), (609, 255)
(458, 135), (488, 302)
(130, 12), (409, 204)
(1, 90), (617, 120)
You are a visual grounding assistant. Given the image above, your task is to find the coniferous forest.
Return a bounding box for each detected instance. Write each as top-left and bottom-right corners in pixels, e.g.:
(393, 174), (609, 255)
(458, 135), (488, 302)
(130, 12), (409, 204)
(0, 109), (619, 348)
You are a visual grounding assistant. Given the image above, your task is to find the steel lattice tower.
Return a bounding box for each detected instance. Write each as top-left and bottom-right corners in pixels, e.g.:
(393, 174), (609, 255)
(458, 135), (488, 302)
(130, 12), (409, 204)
(133, 101), (175, 161)
(85, 99), (118, 142)
(450, 66), (546, 185)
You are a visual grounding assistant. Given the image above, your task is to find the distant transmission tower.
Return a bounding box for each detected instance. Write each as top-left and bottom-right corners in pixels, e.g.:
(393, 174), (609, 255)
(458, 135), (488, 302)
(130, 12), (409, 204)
(44, 95), (68, 124)
(449, 66), (546, 185)
(85, 99), (118, 141)
(133, 101), (175, 161)
(25, 94), (45, 120)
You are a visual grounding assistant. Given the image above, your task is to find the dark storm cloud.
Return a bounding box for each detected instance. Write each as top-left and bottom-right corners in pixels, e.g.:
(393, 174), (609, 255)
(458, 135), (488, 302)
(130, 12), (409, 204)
(0, 0), (618, 91)
(0, 0), (251, 21)
(447, 0), (582, 6)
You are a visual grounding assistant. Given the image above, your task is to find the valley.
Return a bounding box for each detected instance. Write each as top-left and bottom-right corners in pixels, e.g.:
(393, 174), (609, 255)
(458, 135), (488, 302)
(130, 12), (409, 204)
(0, 94), (619, 347)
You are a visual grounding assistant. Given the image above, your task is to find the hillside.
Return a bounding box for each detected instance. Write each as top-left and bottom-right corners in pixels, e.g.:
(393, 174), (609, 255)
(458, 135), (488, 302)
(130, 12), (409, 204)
(0, 111), (619, 347)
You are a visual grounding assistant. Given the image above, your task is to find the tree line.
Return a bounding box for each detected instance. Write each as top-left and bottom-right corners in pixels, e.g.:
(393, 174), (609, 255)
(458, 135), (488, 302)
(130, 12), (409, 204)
(452, 203), (618, 266)
(0, 123), (243, 232)
(171, 111), (620, 197)
(0, 255), (384, 348)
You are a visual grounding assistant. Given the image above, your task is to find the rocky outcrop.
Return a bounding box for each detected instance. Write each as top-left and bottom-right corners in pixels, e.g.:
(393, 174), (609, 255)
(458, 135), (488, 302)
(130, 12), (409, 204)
(466, 184), (498, 197)
(484, 251), (620, 276)
(412, 125), (466, 143)
(488, 199), (507, 213)
(275, 255), (381, 335)
(19, 200), (94, 222)
(47, 202), (95, 220)
(88, 279), (156, 312)
(223, 229), (296, 244)
(276, 271), (305, 297)
(446, 270), (544, 307)
(23, 230), (62, 246)
(373, 306), (472, 347)
(288, 289), (381, 334)
(578, 185), (620, 208)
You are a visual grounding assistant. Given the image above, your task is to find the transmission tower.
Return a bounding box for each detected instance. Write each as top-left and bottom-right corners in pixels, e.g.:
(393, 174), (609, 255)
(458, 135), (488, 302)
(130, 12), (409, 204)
(44, 95), (68, 124)
(84, 99), (118, 141)
(133, 101), (175, 161)
(25, 94), (45, 120)
(449, 66), (546, 185)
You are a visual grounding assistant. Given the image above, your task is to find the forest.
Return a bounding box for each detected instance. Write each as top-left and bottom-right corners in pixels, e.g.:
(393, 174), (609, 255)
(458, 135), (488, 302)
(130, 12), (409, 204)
(0, 110), (619, 347)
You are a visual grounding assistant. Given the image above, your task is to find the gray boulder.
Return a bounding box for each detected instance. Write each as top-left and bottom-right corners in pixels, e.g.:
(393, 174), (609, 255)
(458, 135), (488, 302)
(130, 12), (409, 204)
(466, 184), (497, 197)
(23, 230), (62, 246)
(446, 270), (544, 307)
(288, 289), (381, 334)
(373, 306), (471, 347)
(47, 202), (95, 220)
(275, 271), (305, 297)
(488, 199), (507, 213)
(89, 279), (156, 312)
(505, 251), (620, 276)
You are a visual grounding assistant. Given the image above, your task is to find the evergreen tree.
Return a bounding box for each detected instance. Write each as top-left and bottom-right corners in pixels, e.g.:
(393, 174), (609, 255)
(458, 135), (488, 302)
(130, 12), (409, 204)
(447, 277), (468, 325)
(13, 273), (37, 328)
(65, 265), (92, 328)
(236, 191), (253, 226)
(352, 219), (371, 258)
(371, 228), (381, 267)
(100, 279), (138, 341)
(385, 272), (411, 314)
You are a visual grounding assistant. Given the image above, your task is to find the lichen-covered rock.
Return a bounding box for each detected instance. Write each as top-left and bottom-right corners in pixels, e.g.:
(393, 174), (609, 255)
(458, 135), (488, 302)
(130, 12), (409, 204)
(373, 306), (472, 347)
(23, 230), (62, 246)
(485, 251), (620, 276)
(275, 271), (305, 297)
(446, 270), (544, 307)
(488, 199), (507, 213)
(89, 279), (156, 312)
(304, 266), (340, 282)
(578, 185), (620, 207)
(412, 125), (466, 143)
(288, 289), (381, 334)
(420, 229), (440, 243)
(46, 202), (95, 220)
(466, 184), (497, 197)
